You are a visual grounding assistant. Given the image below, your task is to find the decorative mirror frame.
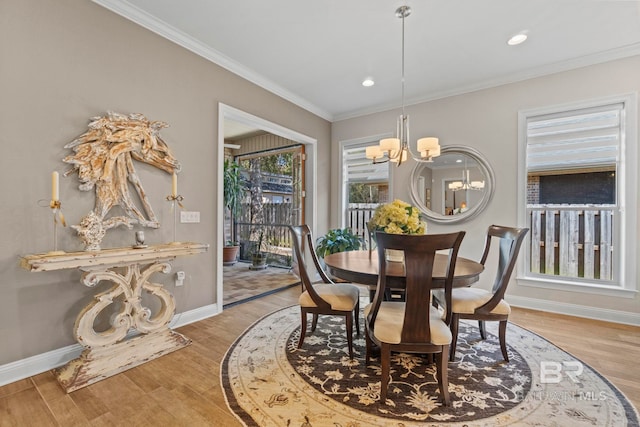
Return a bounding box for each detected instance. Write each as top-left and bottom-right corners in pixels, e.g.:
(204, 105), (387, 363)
(410, 145), (495, 224)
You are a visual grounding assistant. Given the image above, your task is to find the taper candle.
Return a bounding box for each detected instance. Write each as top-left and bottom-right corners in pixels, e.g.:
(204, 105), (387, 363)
(172, 172), (178, 197)
(51, 171), (59, 201)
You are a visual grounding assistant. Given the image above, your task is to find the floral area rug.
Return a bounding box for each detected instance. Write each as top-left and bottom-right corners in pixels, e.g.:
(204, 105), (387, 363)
(221, 305), (639, 426)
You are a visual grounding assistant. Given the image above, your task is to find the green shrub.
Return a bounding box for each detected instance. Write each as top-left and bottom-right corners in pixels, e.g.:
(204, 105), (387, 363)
(315, 228), (363, 259)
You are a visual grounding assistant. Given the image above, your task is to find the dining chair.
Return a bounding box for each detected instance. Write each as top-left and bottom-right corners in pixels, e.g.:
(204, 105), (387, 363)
(365, 231), (465, 405)
(289, 225), (360, 359)
(433, 225), (528, 362)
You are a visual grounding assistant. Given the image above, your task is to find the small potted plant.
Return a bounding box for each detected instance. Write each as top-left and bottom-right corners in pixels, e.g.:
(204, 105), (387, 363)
(315, 228), (364, 259)
(250, 230), (268, 270)
(223, 159), (242, 265)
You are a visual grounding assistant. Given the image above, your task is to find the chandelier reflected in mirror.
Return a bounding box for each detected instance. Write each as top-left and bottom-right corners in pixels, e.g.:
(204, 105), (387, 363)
(365, 5), (441, 166)
(449, 158), (485, 191)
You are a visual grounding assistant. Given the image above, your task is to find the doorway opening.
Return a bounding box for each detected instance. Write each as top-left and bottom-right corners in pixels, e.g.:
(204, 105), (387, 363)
(218, 104), (317, 310)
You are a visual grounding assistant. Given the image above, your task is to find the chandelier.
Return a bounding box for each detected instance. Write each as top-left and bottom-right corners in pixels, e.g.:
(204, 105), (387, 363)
(448, 158), (485, 191)
(365, 5), (441, 166)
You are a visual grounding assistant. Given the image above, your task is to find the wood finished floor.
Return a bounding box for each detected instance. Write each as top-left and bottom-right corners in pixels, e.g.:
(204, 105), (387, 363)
(1, 286), (638, 426)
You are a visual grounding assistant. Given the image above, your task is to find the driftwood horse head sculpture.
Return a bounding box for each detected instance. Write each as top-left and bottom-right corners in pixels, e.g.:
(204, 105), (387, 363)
(64, 112), (180, 250)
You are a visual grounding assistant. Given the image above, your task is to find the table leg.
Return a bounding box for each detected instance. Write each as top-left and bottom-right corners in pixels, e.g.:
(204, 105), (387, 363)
(54, 261), (190, 392)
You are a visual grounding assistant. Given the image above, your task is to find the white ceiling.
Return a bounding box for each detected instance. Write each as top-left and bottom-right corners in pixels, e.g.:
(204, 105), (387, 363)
(94, 0), (640, 122)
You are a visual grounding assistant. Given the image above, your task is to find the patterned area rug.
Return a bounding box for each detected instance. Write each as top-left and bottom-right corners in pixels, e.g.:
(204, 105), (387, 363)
(222, 305), (639, 426)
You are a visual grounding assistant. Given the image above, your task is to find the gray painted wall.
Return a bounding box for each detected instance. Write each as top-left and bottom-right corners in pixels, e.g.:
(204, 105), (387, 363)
(0, 0), (331, 365)
(332, 56), (640, 317)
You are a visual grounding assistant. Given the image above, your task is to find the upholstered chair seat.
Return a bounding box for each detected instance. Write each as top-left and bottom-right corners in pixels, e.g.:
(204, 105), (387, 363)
(299, 283), (360, 311)
(433, 287), (511, 315)
(364, 302), (451, 345)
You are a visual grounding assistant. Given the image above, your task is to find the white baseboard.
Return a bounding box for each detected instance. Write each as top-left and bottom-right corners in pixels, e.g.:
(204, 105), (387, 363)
(169, 302), (220, 329)
(507, 295), (640, 326)
(0, 303), (220, 388)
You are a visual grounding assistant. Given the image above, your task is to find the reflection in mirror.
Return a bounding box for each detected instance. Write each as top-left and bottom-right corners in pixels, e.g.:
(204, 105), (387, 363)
(410, 145), (494, 224)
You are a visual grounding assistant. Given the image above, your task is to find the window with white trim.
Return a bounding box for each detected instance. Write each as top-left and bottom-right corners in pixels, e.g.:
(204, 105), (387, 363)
(518, 94), (637, 296)
(340, 141), (390, 239)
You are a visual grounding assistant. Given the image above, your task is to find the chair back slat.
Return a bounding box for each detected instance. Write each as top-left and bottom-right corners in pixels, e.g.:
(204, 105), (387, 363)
(289, 225), (332, 309)
(371, 231), (465, 343)
(476, 225), (529, 314)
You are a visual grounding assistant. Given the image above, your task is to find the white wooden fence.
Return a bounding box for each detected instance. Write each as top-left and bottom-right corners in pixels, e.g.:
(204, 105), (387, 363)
(528, 206), (614, 281)
(346, 203), (380, 241)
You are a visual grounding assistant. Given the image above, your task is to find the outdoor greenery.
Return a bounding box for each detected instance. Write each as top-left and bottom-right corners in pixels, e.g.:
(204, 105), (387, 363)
(315, 228), (364, 259)
(349, 183), (382, 203)
(223, 159), (243, 245)
(239, 152), (293, 175)
(223, 159), (243, 218)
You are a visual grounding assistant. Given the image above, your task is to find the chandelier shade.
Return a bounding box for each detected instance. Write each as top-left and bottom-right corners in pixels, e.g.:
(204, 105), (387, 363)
(365, 5), (441, 166)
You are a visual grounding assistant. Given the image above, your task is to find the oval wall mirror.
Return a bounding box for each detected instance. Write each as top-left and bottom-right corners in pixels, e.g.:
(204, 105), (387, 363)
(410, 145), (495, 224)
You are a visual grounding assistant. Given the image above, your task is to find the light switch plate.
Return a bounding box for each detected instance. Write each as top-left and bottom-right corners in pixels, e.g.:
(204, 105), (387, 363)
(180, 211), (200, 223)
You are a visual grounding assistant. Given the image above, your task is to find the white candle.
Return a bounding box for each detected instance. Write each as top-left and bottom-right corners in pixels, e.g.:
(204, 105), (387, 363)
(172, 172), (178, 197)
(51, 171), (59, 202)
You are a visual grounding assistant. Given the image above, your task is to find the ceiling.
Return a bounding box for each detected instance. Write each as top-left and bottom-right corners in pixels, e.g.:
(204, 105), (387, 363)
(95, 0), (640, 123)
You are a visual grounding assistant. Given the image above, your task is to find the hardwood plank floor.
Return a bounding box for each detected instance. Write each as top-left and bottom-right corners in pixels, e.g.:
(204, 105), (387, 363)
(1, 286), (638, 425)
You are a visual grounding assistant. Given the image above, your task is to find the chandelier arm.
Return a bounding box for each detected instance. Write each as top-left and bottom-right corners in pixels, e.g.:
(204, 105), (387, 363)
(370, 5), (441, 166)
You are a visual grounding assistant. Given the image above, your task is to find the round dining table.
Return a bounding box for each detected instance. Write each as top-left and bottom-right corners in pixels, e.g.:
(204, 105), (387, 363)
(323, 250), (484, 288)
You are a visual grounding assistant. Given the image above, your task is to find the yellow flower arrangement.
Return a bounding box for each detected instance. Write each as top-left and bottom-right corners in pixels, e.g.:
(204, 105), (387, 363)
(368, 199), (426, 235)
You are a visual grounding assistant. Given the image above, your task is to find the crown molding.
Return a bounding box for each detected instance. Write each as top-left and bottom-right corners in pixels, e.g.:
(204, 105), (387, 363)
(334, 43), (640, 122)
(91, 0), (333, 121)
(92, 1), (640, 124)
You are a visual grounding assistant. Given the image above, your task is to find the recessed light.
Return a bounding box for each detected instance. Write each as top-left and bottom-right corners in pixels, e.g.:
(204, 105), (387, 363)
(508, 33), (528, 46)
(362, 78), (375, 87)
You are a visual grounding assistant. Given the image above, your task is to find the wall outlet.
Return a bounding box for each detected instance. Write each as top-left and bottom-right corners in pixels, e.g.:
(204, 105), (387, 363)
(180, 211), (200, 223)
(175, 271), (185, 287)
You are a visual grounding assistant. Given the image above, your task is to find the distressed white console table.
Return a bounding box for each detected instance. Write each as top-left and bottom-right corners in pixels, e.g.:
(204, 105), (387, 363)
(20, 242), (208, 392)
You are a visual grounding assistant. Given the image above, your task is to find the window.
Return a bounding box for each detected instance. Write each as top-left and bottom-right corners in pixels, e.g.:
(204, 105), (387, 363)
(517, 94), (637, 296)
(340, 139), (390, 239)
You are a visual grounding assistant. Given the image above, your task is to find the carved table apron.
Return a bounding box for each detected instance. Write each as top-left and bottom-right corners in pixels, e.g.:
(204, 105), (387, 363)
(20, 242), (208, 392)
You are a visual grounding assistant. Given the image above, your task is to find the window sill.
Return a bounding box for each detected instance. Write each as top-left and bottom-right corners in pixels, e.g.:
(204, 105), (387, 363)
(516, 276), (638, 299)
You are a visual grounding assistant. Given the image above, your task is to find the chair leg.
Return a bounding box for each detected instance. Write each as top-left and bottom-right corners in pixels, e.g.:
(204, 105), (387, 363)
(380, 343), (390, 403)
(438, 346), (450, 406)
(478, 320), (486, 340)
(365, 326), (372, 365)
(449, 314), (459, 362)
(499, 320), (509, 362)
(354, 300), (360, 336)
(298, 310), (307, 349)
(311, 313), (319, 331)
(345, 313), (354, 359)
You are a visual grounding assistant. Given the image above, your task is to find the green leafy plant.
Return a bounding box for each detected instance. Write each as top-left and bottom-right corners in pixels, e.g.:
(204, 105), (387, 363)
(223, 159), (242, 218)
(223, 159), (243, 247)
(315, 228), (364, 259)
(252, 230), (266, 255)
